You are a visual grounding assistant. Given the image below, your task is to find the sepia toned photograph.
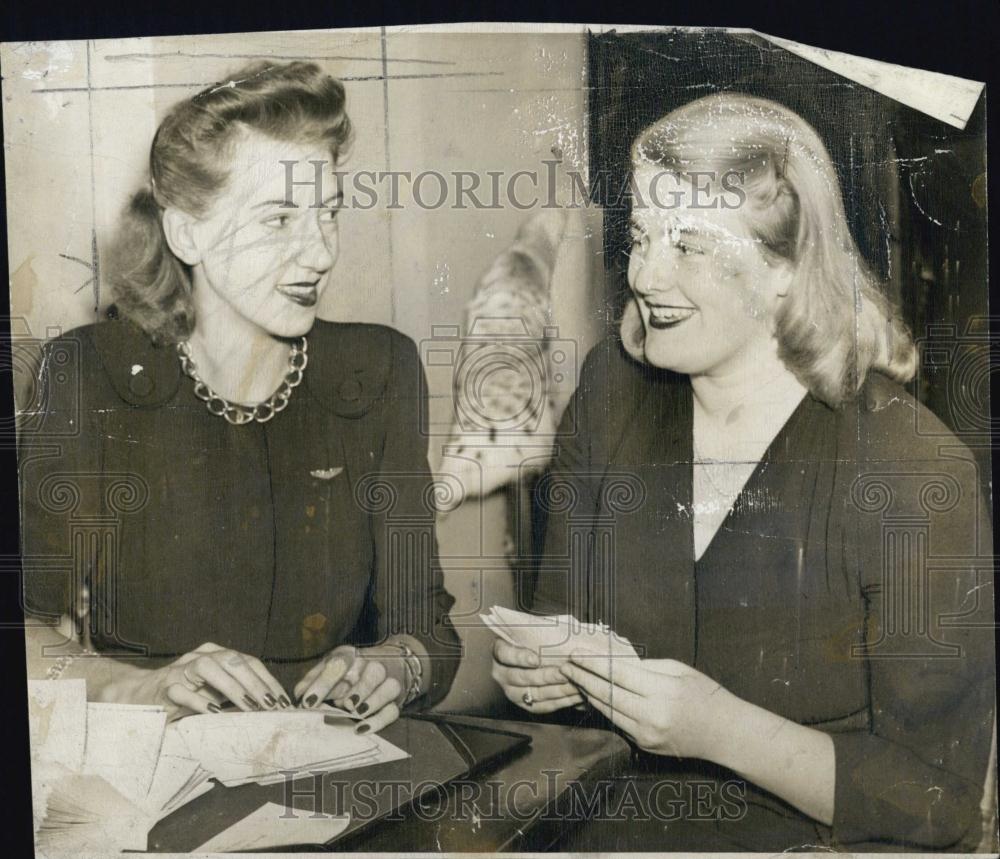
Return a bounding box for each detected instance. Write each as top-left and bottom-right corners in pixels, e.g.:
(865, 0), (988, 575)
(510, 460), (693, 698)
(1, 20), (995, 856)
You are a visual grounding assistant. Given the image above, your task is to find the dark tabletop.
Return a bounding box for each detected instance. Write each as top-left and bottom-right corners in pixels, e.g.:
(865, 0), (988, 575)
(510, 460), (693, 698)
(146, 713), (630, 853)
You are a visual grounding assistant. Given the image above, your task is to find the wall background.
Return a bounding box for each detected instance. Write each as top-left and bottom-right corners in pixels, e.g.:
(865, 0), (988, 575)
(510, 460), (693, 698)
(2, 30), (605, 711)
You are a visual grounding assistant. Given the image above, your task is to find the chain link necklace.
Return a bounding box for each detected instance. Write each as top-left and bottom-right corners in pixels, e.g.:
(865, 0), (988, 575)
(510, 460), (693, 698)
(176, 338), (308, 425)
(692, 434), (761, 501)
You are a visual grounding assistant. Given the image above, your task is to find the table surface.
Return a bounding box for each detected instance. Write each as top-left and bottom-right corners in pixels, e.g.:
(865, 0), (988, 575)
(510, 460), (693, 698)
(147, 712), (630, 853)
(342, 714), (631, 852)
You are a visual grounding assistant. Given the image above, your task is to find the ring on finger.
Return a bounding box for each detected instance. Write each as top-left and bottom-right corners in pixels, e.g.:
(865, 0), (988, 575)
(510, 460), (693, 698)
(522, 690), (534, 707)
(182, 666), (203, 690)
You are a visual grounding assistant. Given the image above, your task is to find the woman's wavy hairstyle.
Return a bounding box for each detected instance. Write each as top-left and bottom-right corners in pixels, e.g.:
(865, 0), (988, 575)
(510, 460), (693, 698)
(620, 93), (915, 407)
(108, 61), (352, 343)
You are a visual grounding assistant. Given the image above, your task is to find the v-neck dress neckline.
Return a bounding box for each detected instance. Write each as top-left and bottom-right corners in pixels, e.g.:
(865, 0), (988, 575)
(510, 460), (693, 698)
(692, 385), (813, 566)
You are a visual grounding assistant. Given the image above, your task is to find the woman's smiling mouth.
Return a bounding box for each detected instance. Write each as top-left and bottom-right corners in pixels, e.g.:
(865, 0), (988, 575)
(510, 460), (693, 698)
(645, 302), (697, 329)
(276, 282), (319, 307)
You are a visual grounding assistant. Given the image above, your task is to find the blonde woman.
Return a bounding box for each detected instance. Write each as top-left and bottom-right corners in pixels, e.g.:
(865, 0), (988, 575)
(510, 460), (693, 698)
(492, 94), (994, 850)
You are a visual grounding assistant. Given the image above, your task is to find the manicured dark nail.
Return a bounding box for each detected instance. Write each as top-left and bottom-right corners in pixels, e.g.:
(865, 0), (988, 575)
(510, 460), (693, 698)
(243, 695), (261, 710)
(207, 703), (221, 713)
(355, 722), (370, 734)
(263, 694), (277, 708)
(356, 702), (369, 715)
(304, 694), (318, 707)
(278, 695), (291, 709)
(349, 694), (360, 707)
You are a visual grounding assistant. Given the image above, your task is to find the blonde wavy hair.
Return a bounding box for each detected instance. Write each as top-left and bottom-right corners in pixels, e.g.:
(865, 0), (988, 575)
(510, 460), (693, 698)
(620, 93), (915, 407)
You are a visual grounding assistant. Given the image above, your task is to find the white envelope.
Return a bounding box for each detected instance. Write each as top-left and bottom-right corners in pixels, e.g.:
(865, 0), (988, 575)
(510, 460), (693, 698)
(194, 801), (350, 852)
(174, 711), (384, 784)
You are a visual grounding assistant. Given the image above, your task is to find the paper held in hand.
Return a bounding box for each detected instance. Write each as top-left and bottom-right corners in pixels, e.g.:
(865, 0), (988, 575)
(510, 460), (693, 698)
(481, 605), (641, 663)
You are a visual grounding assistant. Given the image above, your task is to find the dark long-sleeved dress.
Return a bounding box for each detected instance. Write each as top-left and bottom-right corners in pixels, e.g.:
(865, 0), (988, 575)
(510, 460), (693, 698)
(19, 317), (461, 703)
(532, 336), (995, 851)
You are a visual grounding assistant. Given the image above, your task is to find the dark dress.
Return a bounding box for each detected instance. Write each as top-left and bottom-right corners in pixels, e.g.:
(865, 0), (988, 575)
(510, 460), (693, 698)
(19, 318), (461, 702)
(532, 336), (995, 851)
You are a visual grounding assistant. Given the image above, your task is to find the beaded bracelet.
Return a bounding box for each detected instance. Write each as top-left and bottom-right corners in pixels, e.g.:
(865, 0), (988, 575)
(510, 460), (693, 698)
(45, 648), (100, 681)
(386, 640), (424, 706)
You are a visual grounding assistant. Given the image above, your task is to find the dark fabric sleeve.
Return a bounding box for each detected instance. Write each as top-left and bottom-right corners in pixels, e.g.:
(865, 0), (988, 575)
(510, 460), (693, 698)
(830, 438), (995, 850)
(367, 332), (461, 709)
(18, 331), (96, 622)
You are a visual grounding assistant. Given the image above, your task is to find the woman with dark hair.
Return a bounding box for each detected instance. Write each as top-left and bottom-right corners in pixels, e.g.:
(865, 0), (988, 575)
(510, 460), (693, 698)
(21, 61), (460, 730)
(492, 94), (994, 850)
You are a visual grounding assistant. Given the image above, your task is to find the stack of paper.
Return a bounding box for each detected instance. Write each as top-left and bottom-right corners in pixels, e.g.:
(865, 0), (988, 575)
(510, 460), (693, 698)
(144, 727), (215, 819)
(481, 605), (641, 664)
(82, 702), (169, 804)
(28, 679), (86, 771)
(171, 710), (409, 787)
(28, 680), (183, 853)
(35, 767), (153, 853)
(28, 682), (408, 853)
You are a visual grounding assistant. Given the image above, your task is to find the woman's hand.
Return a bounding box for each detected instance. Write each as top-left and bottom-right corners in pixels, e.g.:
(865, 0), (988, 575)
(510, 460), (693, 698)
(563, 654), (837, 826)
(559, 654), (736, 760)
(491, 639), (585, 714)
(293, 645), (407, 734)
(107, 642), (291, 721)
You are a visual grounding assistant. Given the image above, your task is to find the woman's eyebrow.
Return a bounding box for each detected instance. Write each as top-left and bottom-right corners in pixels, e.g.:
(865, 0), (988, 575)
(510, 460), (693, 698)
(250, 189), (344, 210)
(672, 222), (728, 243)
(252, 197), (297, 210)
(666, 223), (703, 242)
